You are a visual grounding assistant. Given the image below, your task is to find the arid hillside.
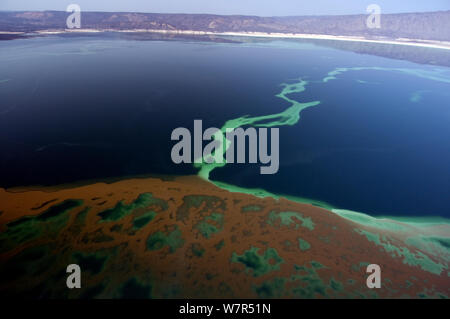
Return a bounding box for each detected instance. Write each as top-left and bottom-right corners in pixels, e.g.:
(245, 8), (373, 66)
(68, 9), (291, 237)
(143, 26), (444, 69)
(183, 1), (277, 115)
(0, 10), (449, 41)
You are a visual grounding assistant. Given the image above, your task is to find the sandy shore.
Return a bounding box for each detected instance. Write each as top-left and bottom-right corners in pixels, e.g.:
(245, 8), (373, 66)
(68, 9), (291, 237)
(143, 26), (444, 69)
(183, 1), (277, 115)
(2, 28), (450, 50)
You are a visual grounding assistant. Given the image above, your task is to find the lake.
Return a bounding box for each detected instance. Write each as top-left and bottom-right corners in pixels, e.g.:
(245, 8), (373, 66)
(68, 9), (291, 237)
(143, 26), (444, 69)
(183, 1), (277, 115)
(0, 32), (449, 218)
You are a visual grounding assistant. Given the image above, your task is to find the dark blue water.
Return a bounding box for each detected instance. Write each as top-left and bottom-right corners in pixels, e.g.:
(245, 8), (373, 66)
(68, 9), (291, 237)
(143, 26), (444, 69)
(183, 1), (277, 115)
(0, 33), (449, 217)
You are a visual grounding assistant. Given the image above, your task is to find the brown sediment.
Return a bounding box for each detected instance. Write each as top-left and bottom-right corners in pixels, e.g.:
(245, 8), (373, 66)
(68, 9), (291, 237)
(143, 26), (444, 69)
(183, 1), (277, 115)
(0, 176), (448, 299)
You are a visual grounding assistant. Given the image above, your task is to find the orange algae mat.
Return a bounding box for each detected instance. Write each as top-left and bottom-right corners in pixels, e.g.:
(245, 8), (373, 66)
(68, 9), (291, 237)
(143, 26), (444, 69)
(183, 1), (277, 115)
(0, 176), (449, 298)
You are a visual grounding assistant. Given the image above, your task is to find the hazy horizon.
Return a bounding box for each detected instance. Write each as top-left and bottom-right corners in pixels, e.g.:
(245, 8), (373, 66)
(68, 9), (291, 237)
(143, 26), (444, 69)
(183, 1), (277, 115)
(1, 8), (450, 17)
(1, 0), (450, 17)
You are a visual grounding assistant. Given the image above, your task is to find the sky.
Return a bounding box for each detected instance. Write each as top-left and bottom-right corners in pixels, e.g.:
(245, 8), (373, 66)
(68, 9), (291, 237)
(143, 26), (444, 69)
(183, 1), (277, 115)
(1, 0), (449, 16)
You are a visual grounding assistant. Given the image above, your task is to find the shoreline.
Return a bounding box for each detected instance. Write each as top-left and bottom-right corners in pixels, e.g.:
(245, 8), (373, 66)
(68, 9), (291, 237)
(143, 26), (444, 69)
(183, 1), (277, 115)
(2, 28), (450, 50)
(1, 174), (449, 226)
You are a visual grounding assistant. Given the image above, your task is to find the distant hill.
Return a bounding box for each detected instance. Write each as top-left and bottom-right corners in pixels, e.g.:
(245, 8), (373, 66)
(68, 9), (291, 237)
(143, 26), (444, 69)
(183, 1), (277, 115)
(1, 10), (449, 41)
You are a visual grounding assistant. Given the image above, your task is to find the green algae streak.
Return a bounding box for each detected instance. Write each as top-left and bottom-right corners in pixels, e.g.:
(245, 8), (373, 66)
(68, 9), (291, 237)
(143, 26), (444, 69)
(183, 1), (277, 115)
(193, 66), (450, 230)
(298, 238), (311, 251)
(195, 79), (320, 180)
(231, 246), (284, 277)
(354, 228), (447, 275)
(267, 211), (315, 230)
